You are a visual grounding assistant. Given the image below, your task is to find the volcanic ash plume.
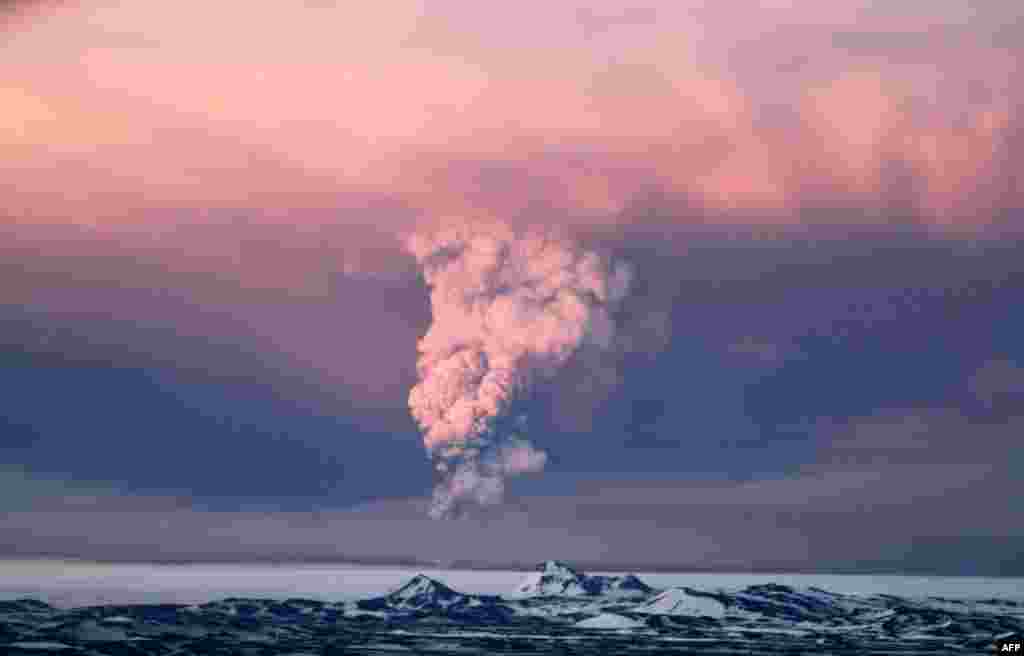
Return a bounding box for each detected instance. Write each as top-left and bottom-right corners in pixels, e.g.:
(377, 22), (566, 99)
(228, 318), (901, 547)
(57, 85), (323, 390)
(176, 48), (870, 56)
(406, 222), (632, 519)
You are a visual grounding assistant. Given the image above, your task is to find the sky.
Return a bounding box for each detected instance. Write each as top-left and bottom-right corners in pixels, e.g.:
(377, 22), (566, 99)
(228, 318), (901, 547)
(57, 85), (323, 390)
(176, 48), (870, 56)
(1, 0), (1022, 575)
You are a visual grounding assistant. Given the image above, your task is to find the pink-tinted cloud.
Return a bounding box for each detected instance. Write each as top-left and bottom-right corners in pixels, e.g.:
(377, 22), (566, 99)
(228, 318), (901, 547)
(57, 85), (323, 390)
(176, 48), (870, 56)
(2, 0), (1019, 236)
(2, 0), (1021, 413)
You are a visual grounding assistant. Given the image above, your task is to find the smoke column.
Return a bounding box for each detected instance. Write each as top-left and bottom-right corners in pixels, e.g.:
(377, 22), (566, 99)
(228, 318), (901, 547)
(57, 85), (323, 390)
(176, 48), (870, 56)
(406, 222), (632, 519)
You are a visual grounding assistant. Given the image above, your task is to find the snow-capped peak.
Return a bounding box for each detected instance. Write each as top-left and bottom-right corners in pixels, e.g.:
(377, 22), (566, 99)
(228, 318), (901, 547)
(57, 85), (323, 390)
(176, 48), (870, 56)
(540, 560), (582, 576)
(637, 588), (727, 618)
(385, 574), (463, 608)
(589, 573), (654, 598)
(515, 562), (653, 598)
(516, 561), (592, 596)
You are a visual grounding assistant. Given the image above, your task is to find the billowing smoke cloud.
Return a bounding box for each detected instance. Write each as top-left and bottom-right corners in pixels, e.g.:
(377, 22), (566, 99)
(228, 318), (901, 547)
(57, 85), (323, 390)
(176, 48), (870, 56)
(406, 222), (632, 519)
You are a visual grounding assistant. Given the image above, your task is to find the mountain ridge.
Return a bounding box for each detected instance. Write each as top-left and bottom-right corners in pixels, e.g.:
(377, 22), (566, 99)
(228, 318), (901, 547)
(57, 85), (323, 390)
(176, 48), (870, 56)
(1, 561), (1020, 654)
(515, 560), (654, 598)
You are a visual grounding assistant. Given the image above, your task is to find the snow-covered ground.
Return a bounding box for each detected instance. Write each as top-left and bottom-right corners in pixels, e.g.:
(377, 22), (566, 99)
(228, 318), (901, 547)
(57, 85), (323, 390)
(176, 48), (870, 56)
(1, 558), (1021, 608)
(0, 561), (1020, 654)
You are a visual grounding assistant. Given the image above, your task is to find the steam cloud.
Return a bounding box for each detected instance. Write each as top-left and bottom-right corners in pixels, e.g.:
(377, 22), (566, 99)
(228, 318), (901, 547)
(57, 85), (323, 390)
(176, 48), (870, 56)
(406, 222), (632, 519)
